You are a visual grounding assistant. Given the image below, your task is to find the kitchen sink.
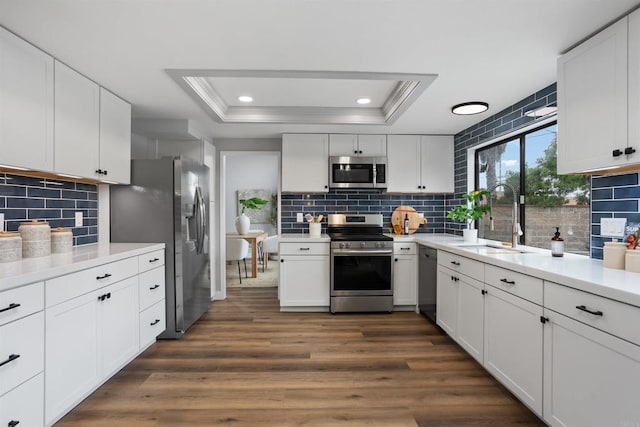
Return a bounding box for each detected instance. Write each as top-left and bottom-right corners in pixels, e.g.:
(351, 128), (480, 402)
(456, 243), (530, 254)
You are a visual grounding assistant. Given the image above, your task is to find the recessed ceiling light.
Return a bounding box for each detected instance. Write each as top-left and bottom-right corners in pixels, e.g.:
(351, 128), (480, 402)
(238, 95), (253, 103)
(451, 102), (489, 115)
(524, 106), (558, 118)
(356, 98), (371, 105)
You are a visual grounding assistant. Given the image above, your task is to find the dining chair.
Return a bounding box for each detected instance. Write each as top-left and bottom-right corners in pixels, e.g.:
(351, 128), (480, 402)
(226, 239), (250, 284)
(261, 235), (279, 272)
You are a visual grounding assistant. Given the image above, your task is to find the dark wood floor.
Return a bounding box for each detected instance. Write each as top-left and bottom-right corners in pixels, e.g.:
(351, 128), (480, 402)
(58, 287), (544, 426)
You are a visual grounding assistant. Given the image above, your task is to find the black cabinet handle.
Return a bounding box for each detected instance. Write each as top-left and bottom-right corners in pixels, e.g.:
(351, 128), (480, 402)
(96, 273), (112, 280)
(299, 247), (310, 251)
(0, 353), (20, 367)
(450, 261), (460, 266)
(540, 316), (549, 324)
(95, 169), (103, 174)
(149, 258), (160, 263)
(612, 149), (623, 157)
(106, 292), (111, 299)
(8, 420), (20, 427)
(500, 278), (516, 285)
(150, 319), (160, 326)
(280, 259), (284, 263)
(576, 305), (603, 316)
(150, 284), (160, 290)
(0, 303), (21, 313)
(354, 150), (358, 154)
(103, 170), (108, 176)
(450, 276), (459, 282)
(625, 147), (636, 155)
(358, 150), (363, 154)
(481, 289), (487, 295)
(324, 185), (328, 189)
(98, 294), (106, 301)
(400, 247), (410, 251)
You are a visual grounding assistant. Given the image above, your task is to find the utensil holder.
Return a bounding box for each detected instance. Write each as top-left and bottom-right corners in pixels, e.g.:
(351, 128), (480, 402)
(309, 223), (321, 237)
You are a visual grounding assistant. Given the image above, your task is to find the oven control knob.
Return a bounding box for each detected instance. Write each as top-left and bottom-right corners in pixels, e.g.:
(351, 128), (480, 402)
(360, 242), (366, 248)
(338, 243), (345, 249)
(345, 242), (351, 248)
(376, 242), (384, 248)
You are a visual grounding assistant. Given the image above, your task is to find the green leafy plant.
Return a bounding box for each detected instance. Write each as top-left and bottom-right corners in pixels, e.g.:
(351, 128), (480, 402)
(447, 190), (491, 229)
(239, 197), (268, 214)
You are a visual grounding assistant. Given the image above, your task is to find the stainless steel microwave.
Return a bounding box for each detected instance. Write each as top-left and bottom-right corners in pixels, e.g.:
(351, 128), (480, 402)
(329, 156), (387, 189)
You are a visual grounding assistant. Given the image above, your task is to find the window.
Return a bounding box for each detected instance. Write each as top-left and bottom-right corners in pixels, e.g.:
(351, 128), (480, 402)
(475, 122), (590, 255)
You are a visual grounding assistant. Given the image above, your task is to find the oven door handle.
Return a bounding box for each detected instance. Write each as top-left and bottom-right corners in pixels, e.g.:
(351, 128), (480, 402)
(332, 249), (393, 255)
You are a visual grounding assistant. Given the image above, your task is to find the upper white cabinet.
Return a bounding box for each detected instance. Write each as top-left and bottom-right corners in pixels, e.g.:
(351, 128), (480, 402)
(387, 135), (454, 193)
(55, 61), (131, 183)
(0, 28), (54, 172)
(54, 60), (100, 179)
(329, 134), (387, 157)
(282, 134), (329, 193)
(557, 12), (640, 173)
(99, 88), (131, 184)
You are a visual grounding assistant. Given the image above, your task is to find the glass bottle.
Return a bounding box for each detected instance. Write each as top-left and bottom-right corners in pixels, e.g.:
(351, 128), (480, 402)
(551, 227), (564, 257)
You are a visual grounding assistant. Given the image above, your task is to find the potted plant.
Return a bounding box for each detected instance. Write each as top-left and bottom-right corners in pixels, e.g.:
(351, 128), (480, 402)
(447, 190), (491, 242)
(236, 197), (268, 235)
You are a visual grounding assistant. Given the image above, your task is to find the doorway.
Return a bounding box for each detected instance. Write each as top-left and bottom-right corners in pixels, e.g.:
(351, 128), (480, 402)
(218, 151), (281, 299)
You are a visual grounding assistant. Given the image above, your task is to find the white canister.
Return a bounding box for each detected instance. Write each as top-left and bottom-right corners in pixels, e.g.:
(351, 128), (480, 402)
(51, 227), (73, 253)
(309, 222), (321, 237)
(625, 249), (640, 273)
(0, 232), (22, 263)
(19, 220), (51, 258)
(603, 241), (627, 269)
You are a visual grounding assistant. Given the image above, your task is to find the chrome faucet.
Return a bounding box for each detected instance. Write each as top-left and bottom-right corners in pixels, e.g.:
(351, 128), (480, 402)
(486, 182), (523, 248)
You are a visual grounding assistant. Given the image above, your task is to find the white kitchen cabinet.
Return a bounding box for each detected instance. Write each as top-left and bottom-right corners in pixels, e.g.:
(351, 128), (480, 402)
(436, 265), (458, 337)
(0, 373), (44, 427)
(387, 135), (453, 193)
(0, 311), (44, 396)
(484, 285), (543, 416)
(543, 309), (640, 426)
(329, 134), (387, 157)
(456, 274), (485, 364)
(393, 242), (417, 307)
(279, 242), (330, 308)
(54, 60), (100, 179)
(282, 134), (329, 193)
(99, 87), (131, 184)
(557, 13), (638, 173)
(0, 27), (54, 172)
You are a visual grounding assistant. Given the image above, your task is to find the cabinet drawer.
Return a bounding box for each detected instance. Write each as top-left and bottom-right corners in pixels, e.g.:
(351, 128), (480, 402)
(544, 281), (640, 345)
(46, 256), (138, 307)
(139, 267), (165, 311)
(138, 249), (165, 273)
(394, 242), (416, 255)
(0, 311), (44, 396)
(485, 264), (543, 305)
(140, 299), (166, 349)
(0, 282), (44, 327)
(0, 372), (44, 427)
(438, 251), (484, 281)
(280, 242), (329, 256)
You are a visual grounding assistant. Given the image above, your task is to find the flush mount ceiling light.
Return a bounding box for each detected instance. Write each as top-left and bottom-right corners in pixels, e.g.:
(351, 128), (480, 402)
(237, 95), (253, 103)
(451, 101), (489, 115)
(356, 97), (371, 105)
(524, 105), (558, 118)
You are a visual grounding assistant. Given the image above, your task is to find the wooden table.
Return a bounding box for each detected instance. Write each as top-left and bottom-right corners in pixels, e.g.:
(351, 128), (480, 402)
(226, 231), (268, 278)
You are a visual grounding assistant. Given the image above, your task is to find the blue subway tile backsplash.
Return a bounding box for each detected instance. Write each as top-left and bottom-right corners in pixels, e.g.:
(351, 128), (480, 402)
(0, 173), (98, 246)
(281, 189), (450, 234)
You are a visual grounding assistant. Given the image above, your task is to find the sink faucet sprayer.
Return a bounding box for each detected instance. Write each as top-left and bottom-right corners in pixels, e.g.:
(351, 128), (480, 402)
(486, 182), (523, 248)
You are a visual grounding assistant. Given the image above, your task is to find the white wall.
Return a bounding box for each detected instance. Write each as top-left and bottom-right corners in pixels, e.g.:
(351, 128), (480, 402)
(225, 153), (278, 235)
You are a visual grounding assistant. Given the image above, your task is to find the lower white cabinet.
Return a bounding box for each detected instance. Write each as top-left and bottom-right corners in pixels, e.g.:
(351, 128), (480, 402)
(393, 243), (417, 307)
(436, 266), (458, 337)
(140, 299), (166, 349)
(543, 309), (640, 426)
(484, 285), (543, 416)
(0, 373), (44, 427)
(279, 241), (330, 308)
(45, 276), (139, 424)
(456, 274), (485, 364)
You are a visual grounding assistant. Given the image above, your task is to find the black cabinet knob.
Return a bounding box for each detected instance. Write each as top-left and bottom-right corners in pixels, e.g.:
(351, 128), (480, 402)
(612, 149), (623, 157)
(625, 147), (636, 155)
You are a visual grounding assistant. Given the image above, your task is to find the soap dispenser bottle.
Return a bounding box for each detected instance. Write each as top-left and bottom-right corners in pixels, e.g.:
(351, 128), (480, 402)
(551, 227), (564, 257)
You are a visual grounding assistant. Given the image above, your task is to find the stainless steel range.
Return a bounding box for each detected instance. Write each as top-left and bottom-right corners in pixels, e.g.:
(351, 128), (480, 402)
(328, 214), (394, 313)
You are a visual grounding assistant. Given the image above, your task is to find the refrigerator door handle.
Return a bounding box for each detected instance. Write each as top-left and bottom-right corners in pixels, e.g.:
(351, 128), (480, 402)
(198, 188), (206, 252)
(194, 186), (205, 254)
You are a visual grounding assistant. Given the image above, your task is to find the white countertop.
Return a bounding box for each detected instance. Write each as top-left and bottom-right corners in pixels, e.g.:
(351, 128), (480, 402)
(393, 233), (640, 308)
(280, 233), (331, 243)
(0, 242), (165, 292)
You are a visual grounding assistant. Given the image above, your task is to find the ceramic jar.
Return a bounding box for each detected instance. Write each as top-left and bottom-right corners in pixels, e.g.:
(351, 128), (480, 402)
(625, 249), (640, 273)
(19, 220), (51, 258)
(51, 227), (73, 253)
(603, 241), (627, 269)
(0, 232), (22, 262)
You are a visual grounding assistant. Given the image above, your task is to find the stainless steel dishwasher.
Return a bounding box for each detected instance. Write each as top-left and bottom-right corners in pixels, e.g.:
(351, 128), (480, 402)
(418, 246), (437, 322)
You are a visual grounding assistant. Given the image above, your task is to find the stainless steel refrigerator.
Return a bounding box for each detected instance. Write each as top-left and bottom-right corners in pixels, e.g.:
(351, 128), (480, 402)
(110, 157), (210, 339)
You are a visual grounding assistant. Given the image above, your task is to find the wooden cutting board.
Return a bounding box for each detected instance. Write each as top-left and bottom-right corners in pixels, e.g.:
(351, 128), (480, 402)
(391, 205), (427, 234)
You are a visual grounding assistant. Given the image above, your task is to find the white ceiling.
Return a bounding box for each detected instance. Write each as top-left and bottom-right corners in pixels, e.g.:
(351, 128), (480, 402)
(0, 0), (638, 139)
